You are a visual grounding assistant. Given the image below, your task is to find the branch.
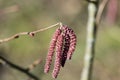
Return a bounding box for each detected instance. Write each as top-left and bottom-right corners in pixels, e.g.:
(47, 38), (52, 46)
(0, 22), (61, 44)
(81, 0), (109, 80)
(0, 56), (40, 80)
(0, 22), (63, 79)
(81, 0), (99, 80)
(27, 59), (42, 71)
(96, 0), (109, 25)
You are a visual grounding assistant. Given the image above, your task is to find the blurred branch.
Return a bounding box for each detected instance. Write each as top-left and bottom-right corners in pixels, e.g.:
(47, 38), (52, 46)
(81, 0), (99, 80)
(27, 59), (42, 71)
(96, 0), (109, 25)
(0, 56), (39, 80)
(81, 0), (109, 80)
(0, 22), (61, 44)
(0, 5), (19, 16)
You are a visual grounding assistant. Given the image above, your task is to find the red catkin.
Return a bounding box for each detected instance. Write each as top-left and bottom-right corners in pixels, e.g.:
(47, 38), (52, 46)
(61, 34), (70, 67)
(60, 26), (70, 67)
(67, 28), (77, 60)
(44, 24), (77, 78)
(52, 34), (64, 78)
(61, 25), (77, 60)
(44, 28), (61, 73)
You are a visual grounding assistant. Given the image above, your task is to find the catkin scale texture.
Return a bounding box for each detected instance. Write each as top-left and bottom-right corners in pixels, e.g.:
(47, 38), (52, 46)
(61, 33), (70, 67)
(44, 28), (61, 73)
(67, 29), (77, 60)
(52, 34), (64, 78)
(61, 25), (77, 60)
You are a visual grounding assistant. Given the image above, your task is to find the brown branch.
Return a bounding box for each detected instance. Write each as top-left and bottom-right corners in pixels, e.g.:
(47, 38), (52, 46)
(27, 59), (42, 71)
(0, 56), (39, 80)
(0, 22), (61, 44)
(96, 0), (109, 25)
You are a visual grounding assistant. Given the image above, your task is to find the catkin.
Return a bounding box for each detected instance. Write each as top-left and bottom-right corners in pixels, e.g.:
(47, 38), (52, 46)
(44, 24), (77, 78)
(67, 28), (77, 60)
(60, 26), (70, 67)
(61, 25), (77, 60)
(52, 34), (64, 78)
(44, 28), (61, 73)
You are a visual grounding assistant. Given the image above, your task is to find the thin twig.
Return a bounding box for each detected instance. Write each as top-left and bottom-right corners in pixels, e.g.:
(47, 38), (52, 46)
(0, 56), (39, 80)
(27, 59), (42, 71)
(96, 0), (109, 25)
(0, 22), (61, 44)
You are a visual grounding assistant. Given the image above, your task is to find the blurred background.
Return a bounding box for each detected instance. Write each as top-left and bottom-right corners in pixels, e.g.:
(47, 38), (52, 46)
(0, 0), (120, 80)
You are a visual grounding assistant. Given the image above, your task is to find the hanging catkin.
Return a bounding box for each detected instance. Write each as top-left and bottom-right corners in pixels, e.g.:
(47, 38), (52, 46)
(44, 25), (77, 78)
(52, 34), (64, 78)
(44, 28), (61, 73)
